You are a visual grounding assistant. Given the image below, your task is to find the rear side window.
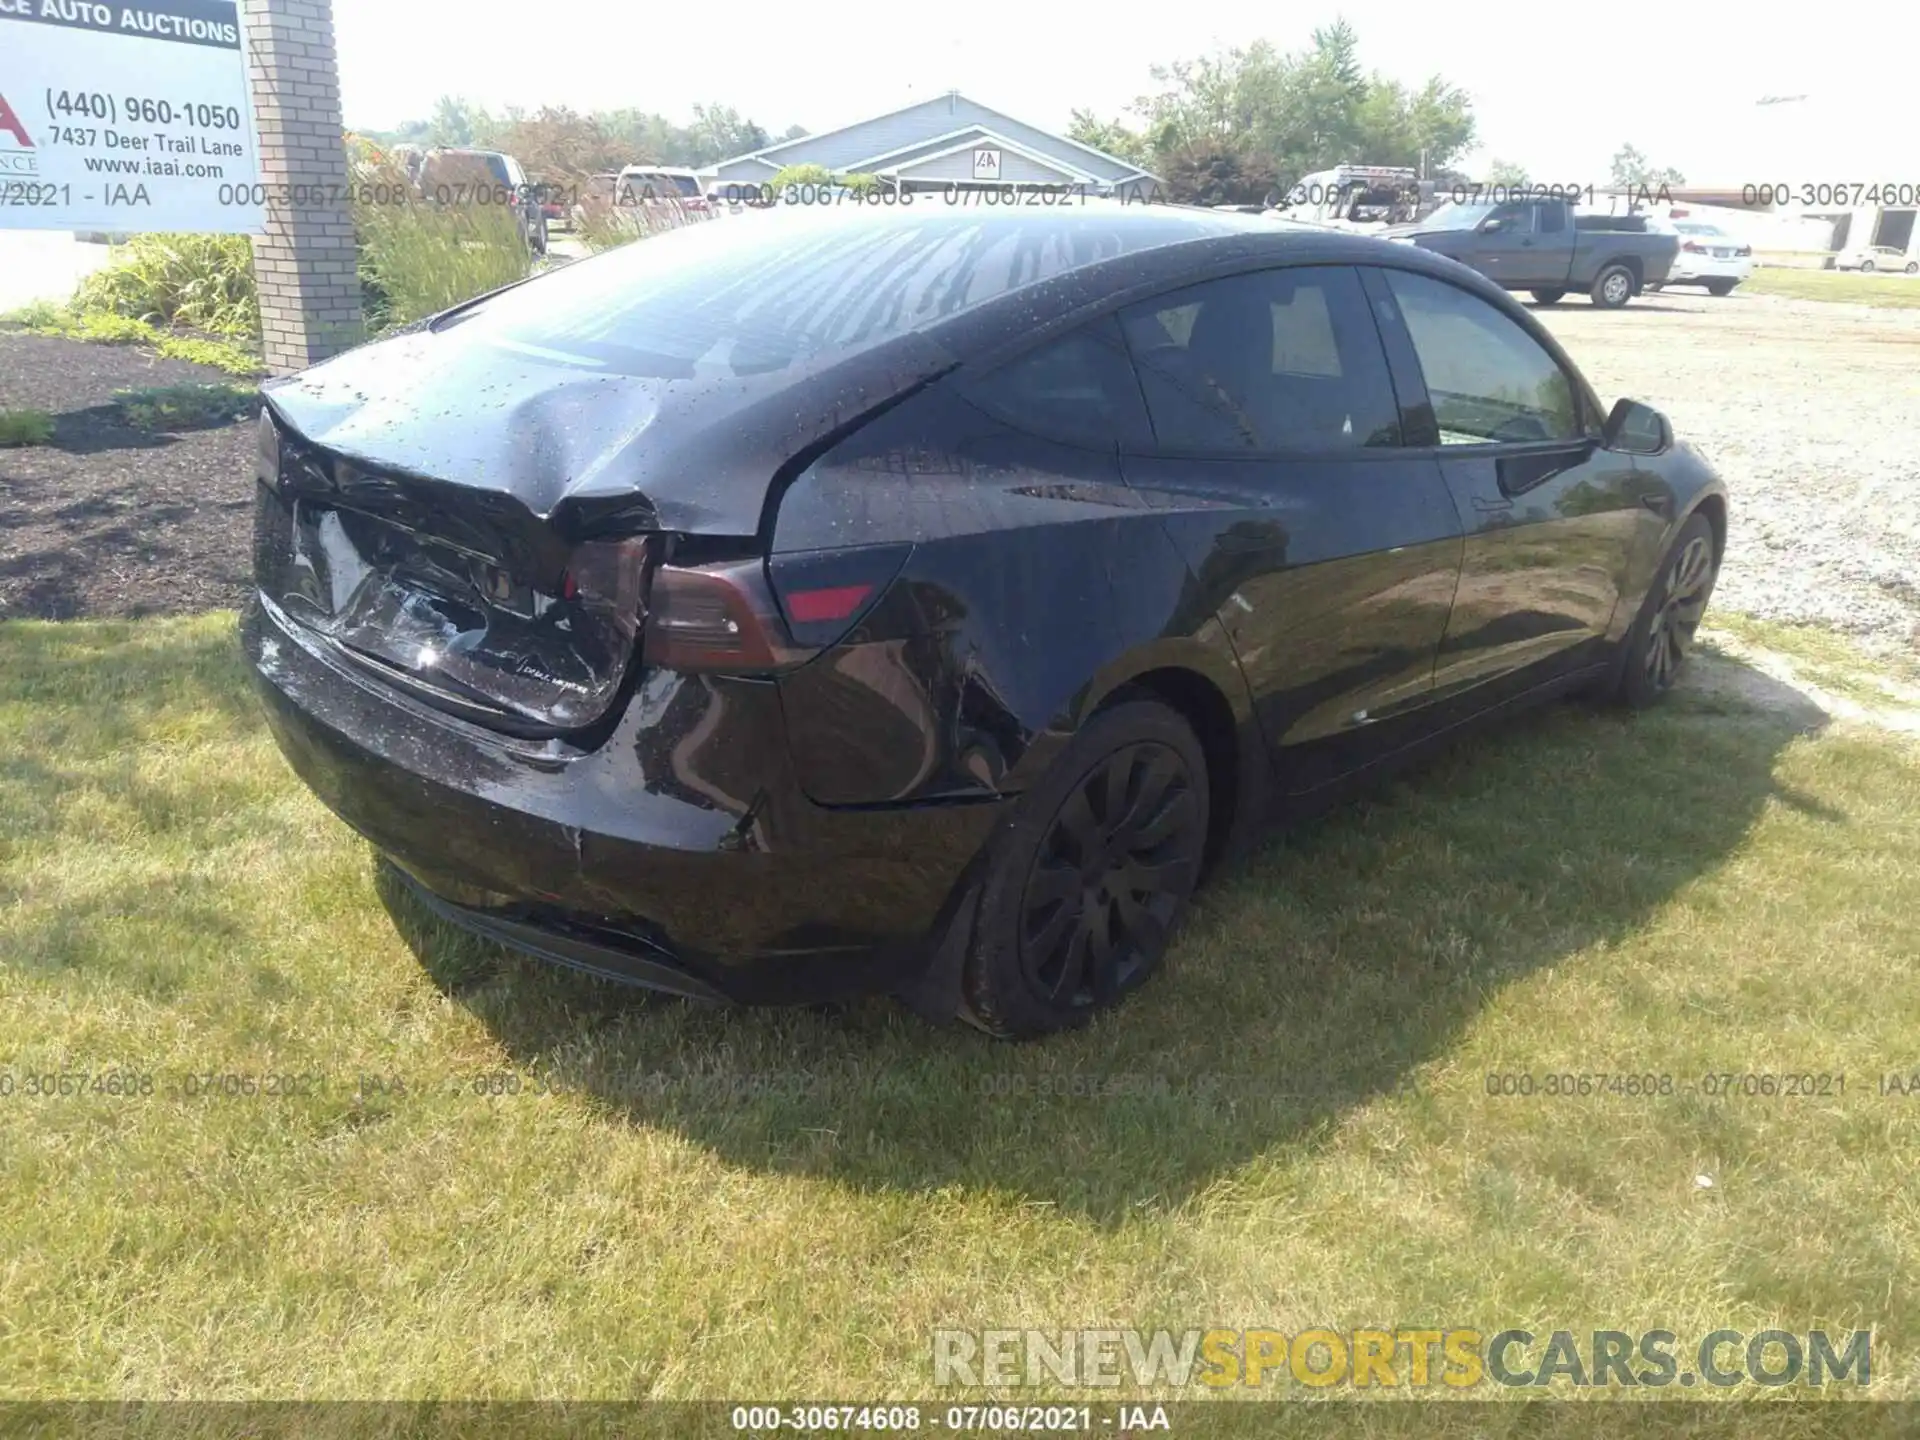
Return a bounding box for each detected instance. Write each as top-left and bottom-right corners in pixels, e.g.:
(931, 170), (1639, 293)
(957, 315), (1149, 449)
(1380, 270), (1580, 444)
(1117, 266), (1401, 453)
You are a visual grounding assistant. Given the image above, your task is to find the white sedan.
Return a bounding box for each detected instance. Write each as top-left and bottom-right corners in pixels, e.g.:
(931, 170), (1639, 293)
(1835, 245), (1919, 275)
(1646, 220), (1753, 296)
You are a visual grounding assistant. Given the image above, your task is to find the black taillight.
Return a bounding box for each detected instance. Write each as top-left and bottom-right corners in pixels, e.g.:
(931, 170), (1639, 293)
(767, 544), (912, 648)
(643, 560), (809, 673)
(641, 545), (910, 674)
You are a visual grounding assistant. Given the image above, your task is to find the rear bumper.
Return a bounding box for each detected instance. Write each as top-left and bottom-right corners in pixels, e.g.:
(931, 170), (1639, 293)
(1666, 257), (1753, 283)
(244, 595), (1004, 1003)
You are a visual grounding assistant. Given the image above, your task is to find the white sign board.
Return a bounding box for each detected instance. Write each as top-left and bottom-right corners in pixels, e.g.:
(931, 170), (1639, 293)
(0, 0), (264, 233)
(971, 147), (1002, 182)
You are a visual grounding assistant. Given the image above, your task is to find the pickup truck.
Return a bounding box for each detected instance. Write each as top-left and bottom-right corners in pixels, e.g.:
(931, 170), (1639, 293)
(1381, 197), (1679, 308)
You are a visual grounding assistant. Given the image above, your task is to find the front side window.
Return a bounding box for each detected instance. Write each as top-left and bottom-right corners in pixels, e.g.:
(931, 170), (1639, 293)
(1485, 202), (1533, 234)
(1117, 266), (1401, 453)
(1379, 269), (1580, 445)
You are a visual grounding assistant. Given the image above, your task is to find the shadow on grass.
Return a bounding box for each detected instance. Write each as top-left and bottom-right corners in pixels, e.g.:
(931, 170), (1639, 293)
(378, 662), (1838, 1225)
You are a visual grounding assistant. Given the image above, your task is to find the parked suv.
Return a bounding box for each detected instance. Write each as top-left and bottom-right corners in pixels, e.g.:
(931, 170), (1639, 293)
(416, 147), (549, 256)
(615, 165), (711, 216)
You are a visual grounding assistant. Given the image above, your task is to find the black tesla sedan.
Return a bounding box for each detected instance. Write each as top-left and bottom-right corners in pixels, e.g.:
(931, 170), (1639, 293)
(244, 204), (1727, 1039)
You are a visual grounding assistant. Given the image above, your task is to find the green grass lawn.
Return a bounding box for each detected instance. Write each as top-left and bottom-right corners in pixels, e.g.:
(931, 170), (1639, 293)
(1743, 267), (1920, 308)
(3, 615), (1919, 1424)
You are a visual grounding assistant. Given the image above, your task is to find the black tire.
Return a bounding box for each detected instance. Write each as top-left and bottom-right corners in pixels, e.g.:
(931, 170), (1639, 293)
(1906, 262), (1918, 275)
(1859, 259), (1875, 273)
(1590, 264), (1636, 308)
(1530, 288), (1566, 305)
(961, 699), (1209, 1039)
(1705, 278), (1737, 297)
(531, 214), (549, 257)
(1608, 513), (1719, 709)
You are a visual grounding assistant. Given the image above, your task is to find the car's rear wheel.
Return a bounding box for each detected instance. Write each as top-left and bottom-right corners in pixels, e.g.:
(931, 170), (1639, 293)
(1906, 262), (1919, 275)
(1860, 259), (1876, 273)
(531, 214), (549, 257)
(1591, 264), (1636, 308)
(961, 699), (1208, 1039)
(1530, 288), (1566, 305)
(1609, 513), (1719, 708)
(1705, 278), (1738, 296)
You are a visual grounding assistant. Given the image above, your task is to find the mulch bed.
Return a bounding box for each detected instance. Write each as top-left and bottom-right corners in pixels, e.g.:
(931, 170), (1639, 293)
(0, 333), (257, 620)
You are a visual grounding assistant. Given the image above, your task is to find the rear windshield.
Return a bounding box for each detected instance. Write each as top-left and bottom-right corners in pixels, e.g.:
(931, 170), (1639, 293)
(620, 172), (700, 200)
(449, 210), (1145, 379)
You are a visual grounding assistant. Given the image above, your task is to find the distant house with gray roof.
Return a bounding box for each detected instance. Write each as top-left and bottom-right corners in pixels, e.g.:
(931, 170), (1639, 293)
(701, 90), (1161, 201)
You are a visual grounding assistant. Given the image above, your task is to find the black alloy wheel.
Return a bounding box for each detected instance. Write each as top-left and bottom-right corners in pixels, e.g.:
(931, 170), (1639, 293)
(962, 699), (1208, 1038)
(1018, 740), (1201, 1008)
(1613, 512), (1719, 708)
(1645, 528), (1715, 692)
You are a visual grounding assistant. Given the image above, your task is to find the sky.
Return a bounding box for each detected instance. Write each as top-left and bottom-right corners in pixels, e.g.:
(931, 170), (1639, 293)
(332, 0), (1917, 184)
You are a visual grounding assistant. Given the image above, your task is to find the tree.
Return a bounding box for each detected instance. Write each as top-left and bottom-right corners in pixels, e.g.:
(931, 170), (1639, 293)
(1126, 22), (1476, 199)
(426, 95), (495, 148)
(1610, 144), (1685, 189)
(684, 104), (770, 165)
(1066, 109), (1152, 169)
(1158, 142), (1278, 207)
(1484, 158), (1529, 185)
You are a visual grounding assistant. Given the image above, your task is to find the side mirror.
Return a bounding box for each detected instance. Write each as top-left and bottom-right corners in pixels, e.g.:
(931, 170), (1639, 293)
(1603, 398), (1672, 455)
(1479, 216), (1507, 234)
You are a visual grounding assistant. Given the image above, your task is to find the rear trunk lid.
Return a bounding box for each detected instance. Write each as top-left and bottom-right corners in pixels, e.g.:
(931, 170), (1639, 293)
(253, 249), (957, 734)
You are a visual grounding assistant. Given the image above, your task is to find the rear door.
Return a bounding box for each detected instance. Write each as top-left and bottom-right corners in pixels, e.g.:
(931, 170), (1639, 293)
(1364, 265), (1656, 704)
(1114, 264), (1464, 795)
(1518, 201), (1576, 287)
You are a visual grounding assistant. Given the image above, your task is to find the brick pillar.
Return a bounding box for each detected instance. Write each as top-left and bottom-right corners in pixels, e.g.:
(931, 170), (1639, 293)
(244, 0), (364, 374)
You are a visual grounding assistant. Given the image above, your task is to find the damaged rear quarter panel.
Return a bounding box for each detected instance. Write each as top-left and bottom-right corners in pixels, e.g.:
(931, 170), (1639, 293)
(772, 385), (1185, 807)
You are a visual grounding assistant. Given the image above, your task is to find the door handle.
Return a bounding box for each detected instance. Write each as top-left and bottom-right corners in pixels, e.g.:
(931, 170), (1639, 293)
(1473, 494), (1513, 513)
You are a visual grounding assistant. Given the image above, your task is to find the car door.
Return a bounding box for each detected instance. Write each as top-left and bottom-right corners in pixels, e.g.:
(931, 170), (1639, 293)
(1520, 201), (1576, 287)
(1113, 264), (1464, 796)
(1461, 201), (1536, 284)
(1363, 265), (1662, 705)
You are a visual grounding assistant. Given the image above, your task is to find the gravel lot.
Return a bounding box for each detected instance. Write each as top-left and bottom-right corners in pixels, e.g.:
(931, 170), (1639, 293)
(1536, 288), (1920, 658)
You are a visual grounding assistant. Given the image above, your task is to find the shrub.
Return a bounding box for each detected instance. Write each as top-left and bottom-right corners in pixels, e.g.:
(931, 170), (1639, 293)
(74, 233), (260, 338)
(0, 409), (55, 446)
(840, 172), (882, 196)
(351, 156), (532, 329)
(769, 163), (834, 192)
(0, 305), (262, 376)
(115, 384), (259, 432)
